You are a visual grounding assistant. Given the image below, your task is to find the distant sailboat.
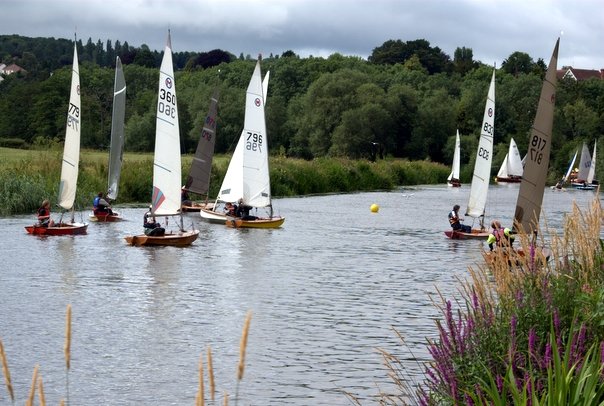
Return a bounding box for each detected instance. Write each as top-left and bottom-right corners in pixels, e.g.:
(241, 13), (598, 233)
(572, 141), (597, 190)
(495, 138), (523, 183)
(445, 70), (495, 239)
(125, 31), (199, 246)
(447, 129), (461, 187)
(26, 42), (88, 235)
(552, 150), (577, 190)
(182, 90), (219, 212)
(90, 56), (126, 222)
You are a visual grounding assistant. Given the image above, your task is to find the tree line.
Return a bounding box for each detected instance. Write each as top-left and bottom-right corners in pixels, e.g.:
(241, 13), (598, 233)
(0, 34), (603, 181)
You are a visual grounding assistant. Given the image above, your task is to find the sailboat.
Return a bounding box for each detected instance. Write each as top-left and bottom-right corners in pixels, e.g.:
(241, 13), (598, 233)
(125, 31), (199, 246)
(444, 69), (495, 239)
(90, 56), (126, 222)
(181, 90), (219, 212)
(571, 141), (597, 190)
(552, 149), (577, 190)
(486, 38), (559, 265)
(447, 130), (461, 187)
(26, 42), (88, 236)
(495, 138), (523, 183)
(199, 62), (283, 227)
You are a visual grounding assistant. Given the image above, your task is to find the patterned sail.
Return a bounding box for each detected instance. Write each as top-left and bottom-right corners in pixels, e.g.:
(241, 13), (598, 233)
(152, 31), (182, 216)
(466, 69), (495, 220)
(58, 44), (81, 211)
(514, 38), (559, 234)
(107, 56), (126, 200)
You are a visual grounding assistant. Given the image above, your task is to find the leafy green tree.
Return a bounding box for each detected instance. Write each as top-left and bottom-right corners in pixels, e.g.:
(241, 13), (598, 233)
(501, 51), (534, 77)
(453, 47), (476, 75)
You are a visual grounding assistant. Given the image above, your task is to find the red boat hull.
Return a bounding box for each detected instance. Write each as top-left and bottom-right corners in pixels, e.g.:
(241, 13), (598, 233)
(444, 229), (489, 240)
(25, 223), (88, 236)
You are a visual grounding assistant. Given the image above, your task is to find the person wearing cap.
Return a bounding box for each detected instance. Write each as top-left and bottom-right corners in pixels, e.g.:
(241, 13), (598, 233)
(448, 204), (471, 233)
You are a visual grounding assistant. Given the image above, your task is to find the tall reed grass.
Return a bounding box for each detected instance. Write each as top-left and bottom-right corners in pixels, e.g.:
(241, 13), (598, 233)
(1, 305), (252, 405)
(0, 147), (448, 215)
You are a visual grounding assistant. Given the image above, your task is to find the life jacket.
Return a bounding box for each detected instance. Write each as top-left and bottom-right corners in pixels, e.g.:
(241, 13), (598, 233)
(93, 196), (101, 208)
(448, 210), (459, 225)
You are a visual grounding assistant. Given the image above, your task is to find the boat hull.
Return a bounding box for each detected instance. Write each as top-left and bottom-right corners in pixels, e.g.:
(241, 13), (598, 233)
(496, 176), (522, 183)
(199, 207), (227, 224)
(226, 216), (285, 229)
(182, 202), (214, 213)
(89, 212), (123, 222)
(25, 222), (88, 236)
(444, 229), (489, 240)
(124, 230), (199, 247)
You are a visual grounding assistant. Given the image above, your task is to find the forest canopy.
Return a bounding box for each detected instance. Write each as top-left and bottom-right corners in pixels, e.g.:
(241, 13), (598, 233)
(0, 34), (603, 181)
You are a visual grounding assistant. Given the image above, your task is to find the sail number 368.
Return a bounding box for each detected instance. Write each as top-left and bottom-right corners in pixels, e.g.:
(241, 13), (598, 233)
(159, 89), (176, 119)
(246, 132), (263, 152)
(529, 135), (547, 164)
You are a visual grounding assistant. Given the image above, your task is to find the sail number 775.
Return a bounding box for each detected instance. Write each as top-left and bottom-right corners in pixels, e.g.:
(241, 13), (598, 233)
(529, 134), (547, 164)
(246, 132), (263, 152)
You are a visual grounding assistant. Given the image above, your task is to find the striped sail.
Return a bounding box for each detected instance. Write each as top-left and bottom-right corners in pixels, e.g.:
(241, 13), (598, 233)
(58, 44), (81, 211)
(152, 31), (182, 216)
(514, 38), (559, 234)
(107, 56), (126, 200)
(466, 69), (495, 220)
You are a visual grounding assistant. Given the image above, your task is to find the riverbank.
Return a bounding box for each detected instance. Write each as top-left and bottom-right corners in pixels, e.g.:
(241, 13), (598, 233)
(0, 147), (449, 215)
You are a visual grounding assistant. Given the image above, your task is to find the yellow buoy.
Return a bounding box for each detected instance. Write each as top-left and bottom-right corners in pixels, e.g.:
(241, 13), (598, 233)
(370, 203), (379, 213)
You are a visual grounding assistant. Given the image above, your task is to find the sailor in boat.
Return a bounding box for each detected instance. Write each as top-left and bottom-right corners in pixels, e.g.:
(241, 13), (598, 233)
(93, 192), (114, 215)
(143, 209), (165, 236)
(224, 202), (237, 216)
(486, 220), (515, 252)
(236, 198), (257, 221)
(181, 186), (193, 206)
(36, 199), (54, 227)
(448, 204), (471, 233)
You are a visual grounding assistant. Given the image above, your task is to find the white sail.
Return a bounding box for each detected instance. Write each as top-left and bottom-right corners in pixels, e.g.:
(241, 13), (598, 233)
(107, 56), (126, 200)
(576, 143), (592, 182)
(497, 154), (509, 178)
(218, 59), (271, 208)
(514, 38), (559, 233)
(562, 151), (578, 182)
(466, 69), (495, 220)
(58, 44), (81, 211)
(587, 141), (597, 184)
(262, 70), (270, 104)
(506, 138), (523, 176)
(152, 32), (182, 216)
(448, 130), (461, 182)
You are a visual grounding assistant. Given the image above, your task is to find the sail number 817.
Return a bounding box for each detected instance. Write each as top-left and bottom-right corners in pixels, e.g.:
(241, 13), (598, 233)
(159, 89), (176, 119)
(246, 132), (263, 152)
(529, 134), (547, 164)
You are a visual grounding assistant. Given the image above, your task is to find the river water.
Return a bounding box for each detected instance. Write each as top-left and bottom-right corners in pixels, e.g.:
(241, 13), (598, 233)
(0, 185), (599, 405)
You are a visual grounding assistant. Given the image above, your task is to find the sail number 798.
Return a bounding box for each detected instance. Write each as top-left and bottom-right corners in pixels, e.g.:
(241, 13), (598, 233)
(529, 134), (547, 164)
(246, 132), (263, 152)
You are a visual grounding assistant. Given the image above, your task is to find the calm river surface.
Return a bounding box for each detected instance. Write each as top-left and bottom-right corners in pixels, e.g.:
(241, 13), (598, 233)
(1, 185), (600, 405)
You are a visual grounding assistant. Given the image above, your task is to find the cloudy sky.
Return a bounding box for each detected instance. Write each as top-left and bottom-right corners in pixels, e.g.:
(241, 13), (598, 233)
(3, 0), (604, 69)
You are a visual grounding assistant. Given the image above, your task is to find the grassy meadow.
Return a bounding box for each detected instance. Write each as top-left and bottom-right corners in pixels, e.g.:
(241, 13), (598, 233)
(0, 147), (449, 216)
